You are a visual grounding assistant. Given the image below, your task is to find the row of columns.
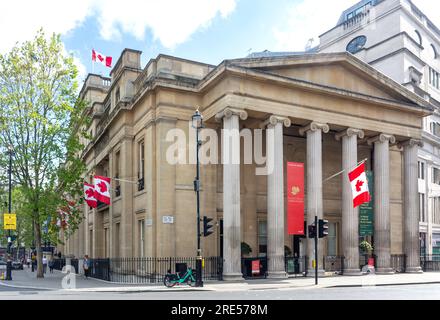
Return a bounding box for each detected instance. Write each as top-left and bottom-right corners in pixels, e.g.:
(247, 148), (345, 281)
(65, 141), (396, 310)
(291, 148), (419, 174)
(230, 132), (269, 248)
(216, 107), (422, 280)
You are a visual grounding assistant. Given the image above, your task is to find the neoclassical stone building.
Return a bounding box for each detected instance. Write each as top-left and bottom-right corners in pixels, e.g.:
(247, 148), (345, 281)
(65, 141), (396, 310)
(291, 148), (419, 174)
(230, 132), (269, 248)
(62, 49), (431, 279)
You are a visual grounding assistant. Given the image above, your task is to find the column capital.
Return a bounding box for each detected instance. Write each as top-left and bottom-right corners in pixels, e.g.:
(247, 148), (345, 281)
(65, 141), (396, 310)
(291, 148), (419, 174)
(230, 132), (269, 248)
(335, 128), (365, 141)
(262, 115), (291, 129)
(367, 133), (396, 146)
(398, 139), (423, 149)
(299, 122), (329, 136)
(215, 107), (248, 122)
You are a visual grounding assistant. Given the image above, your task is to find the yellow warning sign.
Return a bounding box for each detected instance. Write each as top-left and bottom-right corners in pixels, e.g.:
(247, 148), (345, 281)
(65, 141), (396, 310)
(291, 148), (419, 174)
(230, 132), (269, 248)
(4, 213), (16, 230)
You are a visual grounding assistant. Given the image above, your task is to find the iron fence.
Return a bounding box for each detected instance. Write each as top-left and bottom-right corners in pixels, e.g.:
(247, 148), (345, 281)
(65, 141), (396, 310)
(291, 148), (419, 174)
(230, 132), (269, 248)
(323, 256), (344, 275)
(52, 258), (66, 271)
(86, 257), (222, 283)
(391, 255), (406, 273)
(285, 256), (308, 276)
(421, 254), (440, 272)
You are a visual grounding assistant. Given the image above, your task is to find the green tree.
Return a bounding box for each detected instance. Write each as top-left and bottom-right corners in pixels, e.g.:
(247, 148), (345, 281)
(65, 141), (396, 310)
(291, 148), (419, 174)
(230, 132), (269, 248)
(0, 30), (88, 278)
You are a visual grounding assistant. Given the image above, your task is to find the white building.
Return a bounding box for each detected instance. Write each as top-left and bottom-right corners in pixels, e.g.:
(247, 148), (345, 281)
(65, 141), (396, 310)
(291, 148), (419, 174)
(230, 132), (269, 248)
(319, 0), (440, 256)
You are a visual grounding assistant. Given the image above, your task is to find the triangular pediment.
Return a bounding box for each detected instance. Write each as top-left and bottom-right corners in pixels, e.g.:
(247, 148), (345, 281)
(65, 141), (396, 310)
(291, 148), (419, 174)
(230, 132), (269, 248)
(226, 53), (431, 111)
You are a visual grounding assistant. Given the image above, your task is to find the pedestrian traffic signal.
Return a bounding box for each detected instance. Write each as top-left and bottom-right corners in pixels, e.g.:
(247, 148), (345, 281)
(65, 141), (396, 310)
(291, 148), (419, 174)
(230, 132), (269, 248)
(319, 219), (329, 238)
(203, 216), (214, 237)
(308, 224), (316, 239)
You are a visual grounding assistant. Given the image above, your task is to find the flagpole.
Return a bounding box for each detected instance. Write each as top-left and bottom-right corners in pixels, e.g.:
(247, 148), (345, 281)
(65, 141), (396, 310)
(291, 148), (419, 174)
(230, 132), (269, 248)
(323, 158), (368, 183)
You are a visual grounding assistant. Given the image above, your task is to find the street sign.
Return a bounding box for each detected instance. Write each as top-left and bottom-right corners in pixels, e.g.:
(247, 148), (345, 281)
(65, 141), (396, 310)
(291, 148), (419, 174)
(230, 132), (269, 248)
(3, 214), (16, 230)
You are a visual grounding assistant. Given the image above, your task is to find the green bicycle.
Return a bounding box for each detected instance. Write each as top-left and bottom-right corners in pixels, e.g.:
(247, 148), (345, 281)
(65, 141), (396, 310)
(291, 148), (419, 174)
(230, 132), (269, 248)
(163, 267), (196, 287)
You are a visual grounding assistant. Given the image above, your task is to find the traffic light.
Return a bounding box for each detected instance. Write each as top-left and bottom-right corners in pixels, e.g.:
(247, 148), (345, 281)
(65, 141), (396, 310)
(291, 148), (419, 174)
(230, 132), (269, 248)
(308, 223), (316, 239)
(203, 216), (214, 237)
(319, 219), (329, 238)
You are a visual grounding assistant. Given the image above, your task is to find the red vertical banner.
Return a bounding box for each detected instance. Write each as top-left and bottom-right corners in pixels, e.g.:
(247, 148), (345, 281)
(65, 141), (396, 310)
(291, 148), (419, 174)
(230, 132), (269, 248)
(287, 162), (305, 235)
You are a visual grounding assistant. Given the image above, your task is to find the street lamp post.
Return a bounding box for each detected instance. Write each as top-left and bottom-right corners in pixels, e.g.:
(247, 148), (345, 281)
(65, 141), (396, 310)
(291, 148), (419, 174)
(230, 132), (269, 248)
(5, 145), (14, 281)
(192, 109), (204, 287)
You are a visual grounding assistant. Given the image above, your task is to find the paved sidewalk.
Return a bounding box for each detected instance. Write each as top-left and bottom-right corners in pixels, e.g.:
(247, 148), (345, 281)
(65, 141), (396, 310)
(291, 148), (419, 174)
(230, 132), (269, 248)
(1, 267), (439, 293)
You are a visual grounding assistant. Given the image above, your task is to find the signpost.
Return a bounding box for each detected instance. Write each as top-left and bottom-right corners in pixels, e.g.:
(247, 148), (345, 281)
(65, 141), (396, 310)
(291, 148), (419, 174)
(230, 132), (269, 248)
(3, 213), (17, 230)
(359, 171), (374, 236)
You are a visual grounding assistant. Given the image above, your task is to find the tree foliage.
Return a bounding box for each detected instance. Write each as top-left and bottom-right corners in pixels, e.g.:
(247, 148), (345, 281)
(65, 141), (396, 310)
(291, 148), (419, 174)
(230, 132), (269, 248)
(0, 29), (88, 277)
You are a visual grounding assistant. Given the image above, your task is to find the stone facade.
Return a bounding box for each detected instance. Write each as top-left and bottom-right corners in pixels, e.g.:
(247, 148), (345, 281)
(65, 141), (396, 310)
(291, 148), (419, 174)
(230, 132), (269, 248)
(62, 49), (431, 279)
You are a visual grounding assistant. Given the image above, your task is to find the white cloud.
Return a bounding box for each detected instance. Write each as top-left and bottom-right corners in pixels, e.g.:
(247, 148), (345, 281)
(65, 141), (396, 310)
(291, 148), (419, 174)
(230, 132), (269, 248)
(0, 0), (236, 53)
(272, 0), (355, 52)
(91, 0), (236, 48)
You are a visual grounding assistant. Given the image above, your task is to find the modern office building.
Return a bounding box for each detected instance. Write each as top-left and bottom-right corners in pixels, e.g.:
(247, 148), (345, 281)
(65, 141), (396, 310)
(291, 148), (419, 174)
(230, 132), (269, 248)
(319, 0), (440, 256)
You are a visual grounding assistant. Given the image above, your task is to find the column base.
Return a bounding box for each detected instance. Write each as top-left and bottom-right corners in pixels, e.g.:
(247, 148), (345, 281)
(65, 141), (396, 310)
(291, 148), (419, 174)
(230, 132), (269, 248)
(306, 269), (326, 278)
(375, 268), (394, 275)
(267, 271), (288, 279)
(223, 273), (245, 282)
(405, 266), (423, 273)
(343, 269), (362, 276)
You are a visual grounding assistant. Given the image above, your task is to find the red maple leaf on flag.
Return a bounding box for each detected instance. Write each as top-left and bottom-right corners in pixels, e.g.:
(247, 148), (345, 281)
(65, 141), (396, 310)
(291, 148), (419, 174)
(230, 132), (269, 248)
(85, 188), (95, 198)
(98, 181), (108, 193)
(356, 180), (364, 192)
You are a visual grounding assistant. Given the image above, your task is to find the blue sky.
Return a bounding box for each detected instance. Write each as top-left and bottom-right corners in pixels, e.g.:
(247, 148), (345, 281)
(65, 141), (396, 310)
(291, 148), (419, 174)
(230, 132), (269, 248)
(1, 0), (438, 82)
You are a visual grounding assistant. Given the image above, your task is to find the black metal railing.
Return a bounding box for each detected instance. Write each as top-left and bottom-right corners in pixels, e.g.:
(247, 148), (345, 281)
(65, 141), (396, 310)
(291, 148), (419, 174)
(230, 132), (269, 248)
(52, 258), (66, 271)
(85, 257), (222, 283)
(391, 255), (406, 273)
(285, 256), (308, 276)
(323, 256), (345, 275)
(421, 254), (440, 272)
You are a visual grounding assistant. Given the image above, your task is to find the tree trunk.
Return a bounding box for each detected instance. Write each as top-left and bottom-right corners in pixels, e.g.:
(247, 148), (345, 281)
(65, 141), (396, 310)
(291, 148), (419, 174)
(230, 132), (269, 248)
(34, 219), (44, 278)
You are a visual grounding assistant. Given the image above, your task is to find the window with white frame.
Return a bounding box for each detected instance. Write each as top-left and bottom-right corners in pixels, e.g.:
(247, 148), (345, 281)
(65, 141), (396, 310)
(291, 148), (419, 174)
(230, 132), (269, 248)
(139, 219), (145, 257)
(432, 197), (440, 225)
(429, 67), (440, 90)
(418, 161), (425, 180)
(419, 193), (426, 222)
(433, 168), (440, 185)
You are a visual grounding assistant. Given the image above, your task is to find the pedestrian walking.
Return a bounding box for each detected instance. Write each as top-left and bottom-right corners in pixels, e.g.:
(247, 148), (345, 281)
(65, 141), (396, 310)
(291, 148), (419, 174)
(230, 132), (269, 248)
(49, 257), (54, 273)
(42, 256), (48, 274)
(83, 255), (90, 279)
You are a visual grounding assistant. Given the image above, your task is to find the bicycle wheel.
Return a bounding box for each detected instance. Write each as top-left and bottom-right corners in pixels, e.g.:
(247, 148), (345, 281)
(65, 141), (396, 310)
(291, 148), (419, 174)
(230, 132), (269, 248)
(187, 276), (196, 287)
(164, 275), (177, 288)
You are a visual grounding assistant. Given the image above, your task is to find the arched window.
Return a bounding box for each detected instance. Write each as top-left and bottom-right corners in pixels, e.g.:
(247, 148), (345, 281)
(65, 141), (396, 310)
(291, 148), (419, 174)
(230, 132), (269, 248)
(431, 44), (438, 59)
(414, 30), (423, 46)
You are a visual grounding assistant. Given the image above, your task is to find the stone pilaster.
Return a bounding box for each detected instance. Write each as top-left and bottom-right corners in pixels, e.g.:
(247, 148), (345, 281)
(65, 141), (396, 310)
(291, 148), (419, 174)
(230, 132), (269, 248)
(265, 115), (291, 279)
(300, 122), (329, 277)
(215, 107), (248, 281)
(400, 139), (423, 273)
(336, 128), (364, 276)
(367, 134), (396, 274)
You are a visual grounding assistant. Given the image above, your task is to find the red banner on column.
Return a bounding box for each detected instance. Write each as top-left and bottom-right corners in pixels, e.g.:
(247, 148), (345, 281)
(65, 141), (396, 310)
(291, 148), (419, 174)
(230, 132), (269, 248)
(287, 162), (305, 235)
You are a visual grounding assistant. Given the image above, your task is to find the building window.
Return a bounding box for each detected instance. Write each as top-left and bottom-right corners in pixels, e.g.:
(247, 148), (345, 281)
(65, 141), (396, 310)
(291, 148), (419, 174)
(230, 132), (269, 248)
(327, 222), (337, 256)
(431, 44), (438, 59)
(429, 67), (440, 90)
(419, 193), (426, 222)
(345, 1), (372, 21)
(433, 168), (440, 185)
(430, 121), (440, 136)
(139, 220), (145, 257)
(138, 140), (145, 191)
(115, 87), (120, 104)
(115, 151), (121, 197)
(433, 197), (440, 225)
(433, 234), (440, 255)
(418, 161), (425, 180)
(258, 220), (267, 257)
(414, 30), (423, 46)
(104, 228), (109, 258)
(115, 223), (120, 257)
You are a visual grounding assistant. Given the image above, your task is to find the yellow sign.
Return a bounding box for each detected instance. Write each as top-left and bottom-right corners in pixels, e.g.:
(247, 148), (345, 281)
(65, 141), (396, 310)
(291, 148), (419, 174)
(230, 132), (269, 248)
(4, 213), (16, 230)
(312, 260), (316, 269)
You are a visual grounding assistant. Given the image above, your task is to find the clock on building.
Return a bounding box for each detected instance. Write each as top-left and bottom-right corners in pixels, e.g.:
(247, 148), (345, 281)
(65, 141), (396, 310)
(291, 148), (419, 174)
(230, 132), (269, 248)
(346, 36), (367, 54)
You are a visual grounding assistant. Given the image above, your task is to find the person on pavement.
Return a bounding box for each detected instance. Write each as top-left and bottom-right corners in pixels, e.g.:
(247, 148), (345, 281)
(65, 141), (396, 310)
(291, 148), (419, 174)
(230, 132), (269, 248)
(83, 255), (90, 279)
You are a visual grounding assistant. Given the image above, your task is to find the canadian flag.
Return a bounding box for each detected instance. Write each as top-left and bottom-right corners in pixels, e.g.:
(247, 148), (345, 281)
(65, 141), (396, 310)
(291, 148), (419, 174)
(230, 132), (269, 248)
(84, 183), (98, 208)
(348, 162), (371, 208)
(92, 49), (112, 68)
(94, 175), (111, 205)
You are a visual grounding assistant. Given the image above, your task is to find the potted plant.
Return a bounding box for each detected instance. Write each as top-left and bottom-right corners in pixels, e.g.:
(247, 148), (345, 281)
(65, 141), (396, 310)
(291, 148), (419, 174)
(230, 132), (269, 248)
(360, 240), (374, 267)
(241, 242), (252, 257)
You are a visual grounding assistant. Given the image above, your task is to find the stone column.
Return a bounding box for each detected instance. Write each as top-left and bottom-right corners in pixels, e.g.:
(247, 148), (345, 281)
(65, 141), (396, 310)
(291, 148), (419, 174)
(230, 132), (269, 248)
(367, 134), (396, 274)
(400, 139), (423, 273)
(266, 115), (291, 279)
(336, 128), (364, 276)
(299, 122), (329, 277)
(215, 107), (248, 281)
